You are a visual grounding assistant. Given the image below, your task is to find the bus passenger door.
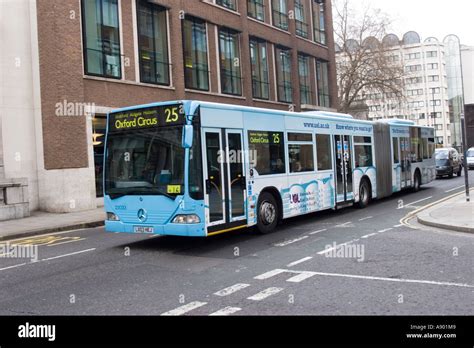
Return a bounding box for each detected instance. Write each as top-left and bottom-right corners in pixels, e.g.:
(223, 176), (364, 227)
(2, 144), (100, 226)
(202, 128), (247, 233)
(225, 130), (246, 222)
(202, 129), (225, 226)
(400, 137), (411, 188)
(334, 135), (353, 203)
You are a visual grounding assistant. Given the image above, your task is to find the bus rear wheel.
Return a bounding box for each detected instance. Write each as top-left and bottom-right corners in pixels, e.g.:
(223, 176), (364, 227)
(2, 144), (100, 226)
(413, 171), (421, 192)
(256, 192), (279, 234)
(357, 179), (371, 209)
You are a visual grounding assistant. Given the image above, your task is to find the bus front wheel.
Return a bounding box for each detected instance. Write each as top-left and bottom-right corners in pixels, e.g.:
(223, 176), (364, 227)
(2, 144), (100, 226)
(256, 192), (279, 234)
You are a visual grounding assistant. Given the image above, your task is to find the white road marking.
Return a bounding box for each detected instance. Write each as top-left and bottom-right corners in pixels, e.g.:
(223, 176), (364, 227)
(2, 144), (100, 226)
(40, 248), (96, 261)
(254, 269), (288, 280)
(393, 224), (404, 228)
(445, 185), (466, 193)
(214, 283), (250, 297)
(161, 301), (207, 316)
(378, 228), (393, 233)
(317, 240), (357, 255)
(361, 233), (377, 239)
(247, 287), (284, 301)
(274, 236), (308, 247)
(286, 271), (316, 283)
(0, 263), (27, 271)
(209, 306), (242, 316)
(335, 222), (352, 227)
(46, 238), (86, 247)
(359, 216), (373, 221)
(287, 257), (313, 267)
(309, 229), (327, 235)
(398, 196), (433, 209)
(301, 271), (474, 289)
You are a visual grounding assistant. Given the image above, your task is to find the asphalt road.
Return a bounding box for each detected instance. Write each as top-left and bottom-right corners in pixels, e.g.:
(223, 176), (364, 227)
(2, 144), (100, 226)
(1, 172), (473, 315)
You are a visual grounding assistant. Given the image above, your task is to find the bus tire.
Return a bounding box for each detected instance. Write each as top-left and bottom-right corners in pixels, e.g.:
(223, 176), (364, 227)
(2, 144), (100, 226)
(413, 171), (421, 192)
(256, 192), (279, 234)
(356, 179), (371, 209)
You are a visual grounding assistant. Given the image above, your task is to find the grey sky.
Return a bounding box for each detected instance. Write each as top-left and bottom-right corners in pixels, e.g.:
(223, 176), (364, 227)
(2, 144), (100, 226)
(360, 0), (474, 46)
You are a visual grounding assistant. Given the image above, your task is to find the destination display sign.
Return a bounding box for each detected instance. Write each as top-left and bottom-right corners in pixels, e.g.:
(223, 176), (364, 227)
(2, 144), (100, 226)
(109, 104), (185, 132)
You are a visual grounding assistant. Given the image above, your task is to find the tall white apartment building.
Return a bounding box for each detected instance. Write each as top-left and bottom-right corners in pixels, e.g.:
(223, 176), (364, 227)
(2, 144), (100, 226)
(364, 32), (451, 146)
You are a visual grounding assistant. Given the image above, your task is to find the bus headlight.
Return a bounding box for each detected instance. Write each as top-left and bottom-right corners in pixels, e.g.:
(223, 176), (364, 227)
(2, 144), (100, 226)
(172, 214), (201, 224)
(107, 212), (120, 221)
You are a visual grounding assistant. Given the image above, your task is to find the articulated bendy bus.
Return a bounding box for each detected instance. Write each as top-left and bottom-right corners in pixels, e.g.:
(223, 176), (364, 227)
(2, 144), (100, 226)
(104, 100), (435, 236)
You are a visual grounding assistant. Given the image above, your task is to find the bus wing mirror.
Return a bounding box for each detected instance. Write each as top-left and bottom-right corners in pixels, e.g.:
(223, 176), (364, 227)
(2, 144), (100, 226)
(183, 125), (193, 148)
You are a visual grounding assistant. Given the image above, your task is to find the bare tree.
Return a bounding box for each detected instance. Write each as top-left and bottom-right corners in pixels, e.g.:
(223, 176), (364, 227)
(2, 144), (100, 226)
(334, 0), (406, 117)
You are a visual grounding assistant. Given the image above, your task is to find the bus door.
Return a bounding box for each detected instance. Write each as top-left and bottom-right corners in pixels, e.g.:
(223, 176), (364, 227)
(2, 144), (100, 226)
(202, 128), (246, 230)
(334, 135), (353, 203)
(400, 137), (411, 188)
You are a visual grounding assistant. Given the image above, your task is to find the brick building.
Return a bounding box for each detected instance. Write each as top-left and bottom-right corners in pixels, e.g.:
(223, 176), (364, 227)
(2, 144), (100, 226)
(0, 0), (337, 219)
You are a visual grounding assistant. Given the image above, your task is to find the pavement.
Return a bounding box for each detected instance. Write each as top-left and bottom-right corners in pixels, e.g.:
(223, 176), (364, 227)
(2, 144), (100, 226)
(417, 190), (474, 233)
(0, 207), (105, 241)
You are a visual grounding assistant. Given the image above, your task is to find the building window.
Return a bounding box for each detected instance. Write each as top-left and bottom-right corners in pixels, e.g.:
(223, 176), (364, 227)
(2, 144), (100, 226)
(219, 27), (242, 96)
(215, 0), (237, 11)
(427, 63), (439, 70)
(271, 0), (289, 30)
(288, 133), (314, 173)
(82, 0), (121, 78)
(426, 51), (438, 58)
(312, 0), (326, 45)
(298, 54), (312, 105)
(182, 16), (209, 91)
(295, 0), (309, 38)
(248, 131), (286, 175)
(248, 0), (265, 21)
(137, 0), (169, 85)
(250, 38), (269, 100)
(316, 59), (330, 107)
(428, 75), (440, 82)
(275, 46), (292, 103)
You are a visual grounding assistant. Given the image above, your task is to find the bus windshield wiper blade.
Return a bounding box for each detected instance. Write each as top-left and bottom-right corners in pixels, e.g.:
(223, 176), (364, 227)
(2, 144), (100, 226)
(123, 187), (176, 200)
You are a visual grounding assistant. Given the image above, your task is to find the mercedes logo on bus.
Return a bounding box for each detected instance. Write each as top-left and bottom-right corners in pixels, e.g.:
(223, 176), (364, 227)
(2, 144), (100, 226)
(137, 209), (148, 222)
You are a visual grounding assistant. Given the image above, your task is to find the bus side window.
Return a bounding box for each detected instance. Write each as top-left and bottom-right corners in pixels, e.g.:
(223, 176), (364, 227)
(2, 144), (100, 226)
(316, 134), (332, 171)
(392, 138), (399, 164)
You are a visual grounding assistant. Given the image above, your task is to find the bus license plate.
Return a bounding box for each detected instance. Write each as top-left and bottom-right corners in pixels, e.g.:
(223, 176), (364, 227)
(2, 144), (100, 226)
(134, 226), (154, 234)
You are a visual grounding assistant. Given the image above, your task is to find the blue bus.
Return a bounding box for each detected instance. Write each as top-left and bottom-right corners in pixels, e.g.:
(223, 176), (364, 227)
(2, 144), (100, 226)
(104, 100), (436, 236)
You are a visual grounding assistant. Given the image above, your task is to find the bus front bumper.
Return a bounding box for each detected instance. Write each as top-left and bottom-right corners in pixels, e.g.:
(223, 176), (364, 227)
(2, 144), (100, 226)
(105, 220), (207, 237)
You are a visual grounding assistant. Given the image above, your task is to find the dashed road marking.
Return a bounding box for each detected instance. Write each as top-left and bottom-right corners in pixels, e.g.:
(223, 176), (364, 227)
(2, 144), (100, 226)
(161, 301), (207, 316)
(286, 271), (316, 283)
(445, 185), (466, 193)
(41, 248), (96, 262)
(247, 287), (284, 301)
(0, 263), (27, 271)
(393, 224), (404, 228)
(398, 196), (433, 209)
(309, 229), (327, 235)
(335, 222), (352, 227)
(214, 283), (250, 297)
(274, 236), (308, 247)
(287, 257), (313, 267)
(359, 216), (373, 221)
(317, 240), (358, 255)
(378, 228), (393, 233)
(254, 269), (288, 280)
(209, 306), (242, 316)
(361, 233), (377, 239)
